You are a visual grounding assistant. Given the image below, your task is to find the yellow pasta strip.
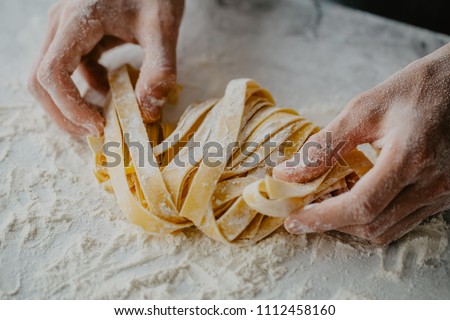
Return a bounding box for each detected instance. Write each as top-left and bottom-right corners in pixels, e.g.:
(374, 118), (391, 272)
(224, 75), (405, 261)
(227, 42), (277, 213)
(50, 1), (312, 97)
(88, 67), (374, 245)
(109, 67), (188, 224)
(102, 93), (191, 233)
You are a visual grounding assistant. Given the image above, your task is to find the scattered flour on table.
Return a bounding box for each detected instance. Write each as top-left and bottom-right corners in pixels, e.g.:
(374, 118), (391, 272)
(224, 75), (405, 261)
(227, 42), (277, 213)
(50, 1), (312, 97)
(0, 101), (448, 299)
(1, 0), (450, 299)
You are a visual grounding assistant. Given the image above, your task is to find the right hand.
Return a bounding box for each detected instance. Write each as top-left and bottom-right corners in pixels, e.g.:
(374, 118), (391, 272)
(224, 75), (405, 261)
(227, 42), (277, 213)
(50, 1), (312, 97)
(28, 0), (185, 136)
(273, 43), (450, 245)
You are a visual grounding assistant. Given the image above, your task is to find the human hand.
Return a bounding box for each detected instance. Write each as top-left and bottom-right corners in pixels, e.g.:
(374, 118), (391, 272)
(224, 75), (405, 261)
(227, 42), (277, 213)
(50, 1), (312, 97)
(273, 43), (450, 245)
(28, 0), (184, 136)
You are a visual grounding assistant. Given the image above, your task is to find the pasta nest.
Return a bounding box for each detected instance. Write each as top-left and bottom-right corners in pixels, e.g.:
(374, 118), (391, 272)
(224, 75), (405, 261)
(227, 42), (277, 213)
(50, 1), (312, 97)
(88, 66), (373, 245)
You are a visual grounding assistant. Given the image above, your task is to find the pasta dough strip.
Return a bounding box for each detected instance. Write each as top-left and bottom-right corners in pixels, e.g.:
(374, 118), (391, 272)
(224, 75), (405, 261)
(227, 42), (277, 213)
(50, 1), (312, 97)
(88, 67), (374, 245)
(103, 93), (191, 233)
(108, 68), (187, 224)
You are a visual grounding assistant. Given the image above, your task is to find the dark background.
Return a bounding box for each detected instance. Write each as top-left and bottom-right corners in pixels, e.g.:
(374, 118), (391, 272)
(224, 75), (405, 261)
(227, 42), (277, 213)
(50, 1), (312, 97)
(327, 0), (450, 35)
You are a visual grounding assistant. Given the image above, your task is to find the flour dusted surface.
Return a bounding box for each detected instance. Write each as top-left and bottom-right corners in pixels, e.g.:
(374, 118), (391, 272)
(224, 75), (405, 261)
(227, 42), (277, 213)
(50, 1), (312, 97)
(1, 0), (449, 299)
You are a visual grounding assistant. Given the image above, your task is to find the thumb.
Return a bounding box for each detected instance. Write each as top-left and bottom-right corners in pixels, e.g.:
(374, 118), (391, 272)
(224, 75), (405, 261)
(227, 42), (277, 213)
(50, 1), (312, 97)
(135, 45), (177, 122)
(273, 94), (379, 183)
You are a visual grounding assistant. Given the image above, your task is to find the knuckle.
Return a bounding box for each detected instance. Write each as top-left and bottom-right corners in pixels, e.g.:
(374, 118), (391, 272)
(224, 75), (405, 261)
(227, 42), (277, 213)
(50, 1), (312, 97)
(346, 91), (383, 129)
(347, 92), (376, 112)
(36, 66), (50, 88)
(415, 145), (430, 162)
(348, 94), (368, 109)
(27, 73), (40, 96)
(36, 60), (57, 88)
(404, 141), (435, 175)
(413, 142), (432, 162)
(339, 93), (380, 141)
(415, 60), (438, 84)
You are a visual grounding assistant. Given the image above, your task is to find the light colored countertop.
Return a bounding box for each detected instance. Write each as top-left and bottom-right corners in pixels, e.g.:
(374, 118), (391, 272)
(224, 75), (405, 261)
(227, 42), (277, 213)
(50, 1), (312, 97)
(0, 0), (449, 299)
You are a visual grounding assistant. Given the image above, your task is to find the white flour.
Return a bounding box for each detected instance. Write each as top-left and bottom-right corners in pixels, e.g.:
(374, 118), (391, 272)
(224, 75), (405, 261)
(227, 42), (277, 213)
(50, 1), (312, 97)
(0, 0), (449, 299)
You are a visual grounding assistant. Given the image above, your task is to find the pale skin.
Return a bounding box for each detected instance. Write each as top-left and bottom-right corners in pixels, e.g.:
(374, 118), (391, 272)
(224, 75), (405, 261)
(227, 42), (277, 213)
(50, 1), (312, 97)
(29, 0), (450, 245)
(28, 0), (184, 135)
(274, 43), (450, 245)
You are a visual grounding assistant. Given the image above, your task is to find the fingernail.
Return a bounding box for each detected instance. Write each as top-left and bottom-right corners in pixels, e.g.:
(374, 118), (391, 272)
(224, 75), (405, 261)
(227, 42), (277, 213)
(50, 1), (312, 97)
(142, 106), (161, 121)
(284, 218), (313, 234)
(303, 204), (316, 210)
(83, 123), (101, 136)
(143, 95), (165, 121)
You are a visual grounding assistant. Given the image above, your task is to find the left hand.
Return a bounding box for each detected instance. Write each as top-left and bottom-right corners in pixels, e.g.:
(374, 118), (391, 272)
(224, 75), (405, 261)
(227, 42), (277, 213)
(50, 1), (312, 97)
(28, 0), (184, 136)
(273, 43), (450, 246)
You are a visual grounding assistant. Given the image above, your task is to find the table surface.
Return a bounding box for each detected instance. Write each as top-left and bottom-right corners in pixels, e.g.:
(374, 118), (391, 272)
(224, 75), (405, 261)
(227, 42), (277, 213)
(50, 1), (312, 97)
(0, 0), (449, 299)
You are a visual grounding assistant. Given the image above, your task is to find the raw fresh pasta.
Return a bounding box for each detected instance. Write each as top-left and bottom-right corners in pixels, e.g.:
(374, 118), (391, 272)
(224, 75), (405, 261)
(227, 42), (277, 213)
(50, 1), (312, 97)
(88, 66), (373, 245)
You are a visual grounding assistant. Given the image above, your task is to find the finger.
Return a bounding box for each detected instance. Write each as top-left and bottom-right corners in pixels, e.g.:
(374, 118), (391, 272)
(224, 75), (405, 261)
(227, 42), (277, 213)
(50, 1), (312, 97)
(370, 200), (449, 246)
(136, 58), (176, 122)
(133, 1), (183, 122)
(338, 183), (425, 240)
(273, 94), (381, 183)
(28, 2), (88, 135)
(79, 36), (125, 94)
(284, 142), (409, 234)
(339, 171), (450, 240)
(36, 10), (105, 136)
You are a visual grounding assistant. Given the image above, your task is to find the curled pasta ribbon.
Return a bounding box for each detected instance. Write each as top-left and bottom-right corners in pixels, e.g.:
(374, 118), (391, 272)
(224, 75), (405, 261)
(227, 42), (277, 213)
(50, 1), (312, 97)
(88, 66), (373, 245)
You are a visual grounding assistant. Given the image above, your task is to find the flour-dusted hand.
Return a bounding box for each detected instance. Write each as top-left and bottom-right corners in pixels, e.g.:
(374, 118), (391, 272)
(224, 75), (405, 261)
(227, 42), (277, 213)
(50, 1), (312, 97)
(28, 0), (184, 136)
(273, 43), (450, 245)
